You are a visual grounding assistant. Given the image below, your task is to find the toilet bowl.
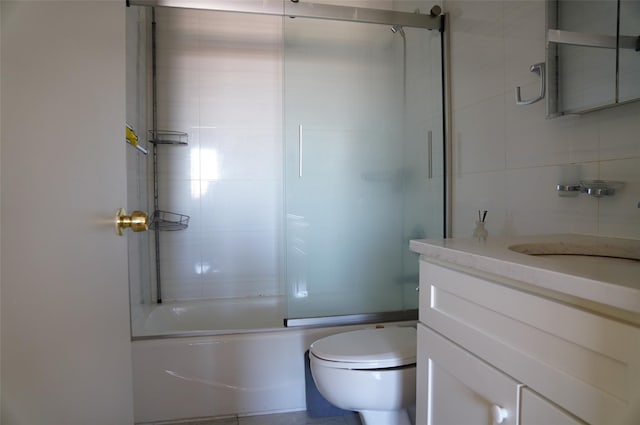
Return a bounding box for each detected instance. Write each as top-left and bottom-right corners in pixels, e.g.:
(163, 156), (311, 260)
(309, 326), (416, 425)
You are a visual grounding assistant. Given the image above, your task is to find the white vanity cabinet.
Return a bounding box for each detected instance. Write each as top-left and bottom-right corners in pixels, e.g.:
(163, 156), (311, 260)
(416, 259), (640, 425)
(520, 388), (585, 425)
(417, 325), (584, 425)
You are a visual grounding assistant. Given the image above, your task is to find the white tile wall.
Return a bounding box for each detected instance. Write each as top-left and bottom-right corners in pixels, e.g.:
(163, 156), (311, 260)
(455, 95), (506, 173)
(153, 8), (284, 301)
(598, 157), (640, 238)
(446, 0), (640, 240)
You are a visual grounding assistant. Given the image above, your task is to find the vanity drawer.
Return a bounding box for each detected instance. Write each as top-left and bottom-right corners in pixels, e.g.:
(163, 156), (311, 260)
(417, 324), (522, 425)
(419, 260), (640, 425)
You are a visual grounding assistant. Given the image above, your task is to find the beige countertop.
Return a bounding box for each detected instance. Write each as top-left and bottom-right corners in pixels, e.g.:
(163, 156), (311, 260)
(410, 234), (640, 315)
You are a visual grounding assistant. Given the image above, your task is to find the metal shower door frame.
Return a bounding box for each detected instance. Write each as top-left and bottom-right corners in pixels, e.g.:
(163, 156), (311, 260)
(128, 0), (444, 31)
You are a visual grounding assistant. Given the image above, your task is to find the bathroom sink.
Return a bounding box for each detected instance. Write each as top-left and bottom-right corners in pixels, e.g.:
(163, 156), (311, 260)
(411, 235), (640, 313)
(508, 241), (640, 262)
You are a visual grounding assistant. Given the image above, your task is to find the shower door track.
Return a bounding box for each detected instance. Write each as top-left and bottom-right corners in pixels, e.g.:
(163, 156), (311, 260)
(128, 0), (443, 31)
(284, 309), (418, 328)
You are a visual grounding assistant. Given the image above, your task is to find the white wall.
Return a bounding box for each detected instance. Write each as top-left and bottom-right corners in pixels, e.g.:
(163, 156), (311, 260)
(1, 1), (133, 424)
(446, 0), (640, 239)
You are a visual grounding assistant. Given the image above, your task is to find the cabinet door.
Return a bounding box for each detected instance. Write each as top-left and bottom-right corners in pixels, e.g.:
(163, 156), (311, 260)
(419, 260), (640, 425)
(521, 388), (587, 425)
(417, 324), (522, 425)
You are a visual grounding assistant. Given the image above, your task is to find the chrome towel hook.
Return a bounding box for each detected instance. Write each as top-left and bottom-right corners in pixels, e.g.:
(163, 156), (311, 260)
(515, 62), (545, 106)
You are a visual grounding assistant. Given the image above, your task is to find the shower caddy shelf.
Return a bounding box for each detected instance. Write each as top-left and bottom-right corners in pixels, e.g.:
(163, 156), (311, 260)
(149, 210), (190, 231)
(148, 129), (190, 232)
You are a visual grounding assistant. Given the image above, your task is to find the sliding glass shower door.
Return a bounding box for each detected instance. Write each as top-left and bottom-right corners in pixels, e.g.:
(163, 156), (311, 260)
(284, 16), (444, 322)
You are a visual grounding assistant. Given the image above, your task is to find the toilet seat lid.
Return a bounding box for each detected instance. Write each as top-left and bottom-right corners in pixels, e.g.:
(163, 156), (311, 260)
(310, 327), (416, 368)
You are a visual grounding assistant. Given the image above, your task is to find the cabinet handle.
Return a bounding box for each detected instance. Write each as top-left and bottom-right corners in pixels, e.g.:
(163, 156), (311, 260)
(491, 404), (508, 424)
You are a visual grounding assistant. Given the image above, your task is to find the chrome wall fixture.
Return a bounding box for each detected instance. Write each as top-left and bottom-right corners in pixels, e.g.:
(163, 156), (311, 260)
(515, 62), (545, 106)
(556, 180), (625, 198)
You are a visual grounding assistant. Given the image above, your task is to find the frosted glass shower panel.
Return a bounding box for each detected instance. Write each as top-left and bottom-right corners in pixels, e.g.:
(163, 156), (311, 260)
(619, 0), (640, 103)
(149, 8), (284, 303)
(286, 127), (405, 317)
(284, 17), (444, 320)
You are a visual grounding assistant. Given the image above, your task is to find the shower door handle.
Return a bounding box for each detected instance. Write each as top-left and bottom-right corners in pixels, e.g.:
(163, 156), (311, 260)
(298, 124), (303, 178)
(427, 131), (433, 179)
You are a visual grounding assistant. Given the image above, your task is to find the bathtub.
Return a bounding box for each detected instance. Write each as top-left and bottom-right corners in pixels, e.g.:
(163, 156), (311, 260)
(132, 296), (286, 337)
(131, 298), (415, 423)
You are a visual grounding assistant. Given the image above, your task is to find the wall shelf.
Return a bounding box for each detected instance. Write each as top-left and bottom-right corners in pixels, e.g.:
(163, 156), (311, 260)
(149, 210), (190, 231)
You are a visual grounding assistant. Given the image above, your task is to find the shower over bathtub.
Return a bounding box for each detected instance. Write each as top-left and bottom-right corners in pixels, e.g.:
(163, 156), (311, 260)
(127, 0), (444, 335)
(126, 1), (446, 422)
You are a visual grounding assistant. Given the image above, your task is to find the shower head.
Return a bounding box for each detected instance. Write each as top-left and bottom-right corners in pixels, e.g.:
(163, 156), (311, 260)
(390, 25), (405, 37)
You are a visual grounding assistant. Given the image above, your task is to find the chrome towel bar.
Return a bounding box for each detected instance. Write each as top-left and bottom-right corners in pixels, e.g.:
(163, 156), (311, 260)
(515, 62), (545, 106)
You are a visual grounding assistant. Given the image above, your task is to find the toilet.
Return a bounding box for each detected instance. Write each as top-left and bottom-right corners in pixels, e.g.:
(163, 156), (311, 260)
(309, 326), (416, 425)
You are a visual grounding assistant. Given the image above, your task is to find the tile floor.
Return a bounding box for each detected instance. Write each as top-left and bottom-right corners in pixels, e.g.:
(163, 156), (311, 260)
(146, 410), (362, 425)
